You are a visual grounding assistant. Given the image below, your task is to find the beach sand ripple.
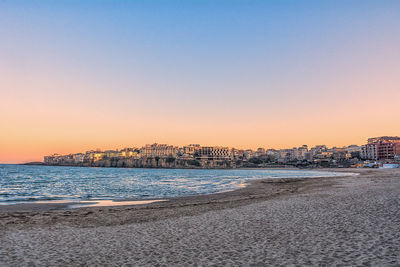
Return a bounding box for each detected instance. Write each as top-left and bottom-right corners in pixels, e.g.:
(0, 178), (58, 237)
(1, 169), (399, 266)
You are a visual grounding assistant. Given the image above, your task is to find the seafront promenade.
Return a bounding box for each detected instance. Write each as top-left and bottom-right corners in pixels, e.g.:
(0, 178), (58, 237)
(1, 168), (399, 265)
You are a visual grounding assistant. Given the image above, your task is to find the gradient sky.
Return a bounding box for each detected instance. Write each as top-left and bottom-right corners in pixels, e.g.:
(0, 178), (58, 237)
(1, 0), (400, 163)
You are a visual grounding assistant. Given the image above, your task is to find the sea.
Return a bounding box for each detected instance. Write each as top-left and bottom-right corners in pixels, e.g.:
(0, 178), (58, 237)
(0, 164), (346, 205)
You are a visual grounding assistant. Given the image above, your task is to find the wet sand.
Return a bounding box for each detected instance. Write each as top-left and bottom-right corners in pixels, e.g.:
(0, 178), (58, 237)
(1, 168), (399, 265)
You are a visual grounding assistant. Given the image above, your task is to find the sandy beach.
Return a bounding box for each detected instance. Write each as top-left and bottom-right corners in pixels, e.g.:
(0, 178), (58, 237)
(1, 168), (399, 266)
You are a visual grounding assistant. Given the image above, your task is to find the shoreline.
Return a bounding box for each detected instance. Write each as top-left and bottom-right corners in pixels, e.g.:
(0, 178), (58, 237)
(0, 169), (358, 230)
(0, 168), (352, 212)
(19, 162), (360, 170)
(19, 162), (298, 170)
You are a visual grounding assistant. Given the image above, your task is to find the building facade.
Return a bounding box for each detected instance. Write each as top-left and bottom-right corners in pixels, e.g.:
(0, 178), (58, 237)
(197, 146), (233, 160)
(140, 143), (179, 158)
(361, 136), (400, 161)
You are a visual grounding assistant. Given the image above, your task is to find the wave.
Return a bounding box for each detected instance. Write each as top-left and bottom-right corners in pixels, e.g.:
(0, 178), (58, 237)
(0, 167), (346, 205)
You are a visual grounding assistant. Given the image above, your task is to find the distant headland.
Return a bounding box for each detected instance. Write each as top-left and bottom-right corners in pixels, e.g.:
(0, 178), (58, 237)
(37, 136), (400, 169)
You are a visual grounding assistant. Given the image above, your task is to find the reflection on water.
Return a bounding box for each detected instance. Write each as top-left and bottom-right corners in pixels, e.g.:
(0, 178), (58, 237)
(69, 199), (167, 208)
(0, 164), (350, 205)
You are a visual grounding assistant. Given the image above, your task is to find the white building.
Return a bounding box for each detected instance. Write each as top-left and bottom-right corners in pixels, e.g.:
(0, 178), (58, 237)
(360, 143), (378, 160)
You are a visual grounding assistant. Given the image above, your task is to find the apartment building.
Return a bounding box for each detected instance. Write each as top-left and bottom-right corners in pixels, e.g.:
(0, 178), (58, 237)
(140, 143), (179, 158)
(198, 146), (233, 160)
(377, 141), (400, 160)
(360, 143), (378, 160)
(183, 144), (200, 155)
(361, 136), (400, 160)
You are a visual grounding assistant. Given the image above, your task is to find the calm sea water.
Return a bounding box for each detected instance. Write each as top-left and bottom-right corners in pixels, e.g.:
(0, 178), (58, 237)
(0, 164), (345, 205)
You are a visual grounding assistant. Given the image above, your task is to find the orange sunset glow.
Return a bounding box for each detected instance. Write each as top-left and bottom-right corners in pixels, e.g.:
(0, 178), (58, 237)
(1, 1), (399, 163)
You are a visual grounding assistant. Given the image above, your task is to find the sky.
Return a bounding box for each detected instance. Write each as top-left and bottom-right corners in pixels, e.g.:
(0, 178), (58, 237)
(1, 0), (400, 163)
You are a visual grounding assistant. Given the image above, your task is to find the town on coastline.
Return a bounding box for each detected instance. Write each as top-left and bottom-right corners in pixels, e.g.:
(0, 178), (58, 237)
(43, 136), (400, 169)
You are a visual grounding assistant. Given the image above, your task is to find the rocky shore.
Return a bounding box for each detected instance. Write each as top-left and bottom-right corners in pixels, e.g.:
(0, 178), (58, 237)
(1, 168), (399, 265)
(40, 157), (235, 169)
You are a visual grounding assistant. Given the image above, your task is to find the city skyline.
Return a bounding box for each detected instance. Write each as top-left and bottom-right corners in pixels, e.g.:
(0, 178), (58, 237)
(41, 137), (393, 155)
(3, 136), (398, 164)
(1, 0), (400, 163)
(41, 136), (400, 169)
(0, 138), (390, 164)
